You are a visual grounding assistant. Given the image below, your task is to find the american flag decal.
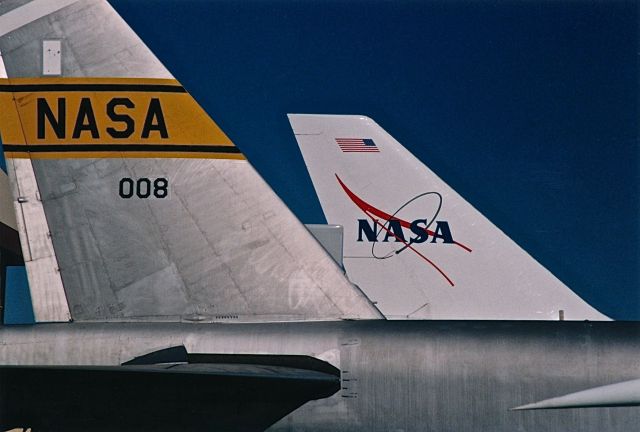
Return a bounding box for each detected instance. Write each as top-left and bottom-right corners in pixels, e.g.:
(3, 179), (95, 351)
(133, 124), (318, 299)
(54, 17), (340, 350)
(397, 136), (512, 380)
(335, 138), (380, 153)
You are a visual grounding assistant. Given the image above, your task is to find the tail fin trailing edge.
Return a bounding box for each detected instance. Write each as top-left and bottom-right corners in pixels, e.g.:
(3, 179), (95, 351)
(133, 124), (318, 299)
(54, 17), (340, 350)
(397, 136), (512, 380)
(289, 113), (609, 321)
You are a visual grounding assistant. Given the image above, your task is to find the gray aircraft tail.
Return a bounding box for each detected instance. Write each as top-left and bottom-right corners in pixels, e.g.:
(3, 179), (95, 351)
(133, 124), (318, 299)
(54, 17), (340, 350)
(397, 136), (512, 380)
(0, 0), (382, 323)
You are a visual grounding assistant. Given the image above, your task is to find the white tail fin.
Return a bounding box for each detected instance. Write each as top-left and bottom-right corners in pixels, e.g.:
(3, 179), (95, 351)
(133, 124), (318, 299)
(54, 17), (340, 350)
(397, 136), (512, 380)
(289, 114), (609, 320)
(0, 1), (382, 323)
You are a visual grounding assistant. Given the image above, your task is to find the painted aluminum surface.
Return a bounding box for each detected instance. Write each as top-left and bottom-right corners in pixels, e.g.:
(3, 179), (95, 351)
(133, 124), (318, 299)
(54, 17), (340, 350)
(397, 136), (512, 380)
(6, 157), (70, 322)
(0, 0), (381, 322)
(0, 171), (16, 232)
(291, 114), (609, 321)
(0, 320), (638, 431)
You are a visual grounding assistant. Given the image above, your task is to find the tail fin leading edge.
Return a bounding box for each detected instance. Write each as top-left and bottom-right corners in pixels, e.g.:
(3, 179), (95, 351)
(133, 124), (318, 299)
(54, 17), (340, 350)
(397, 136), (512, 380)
(0, 1), (382, 322)
(289, 114), (609, 321)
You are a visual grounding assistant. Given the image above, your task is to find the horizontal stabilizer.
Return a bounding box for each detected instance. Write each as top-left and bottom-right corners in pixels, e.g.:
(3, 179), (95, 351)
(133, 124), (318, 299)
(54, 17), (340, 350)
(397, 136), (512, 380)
(0, 352), (340, 431)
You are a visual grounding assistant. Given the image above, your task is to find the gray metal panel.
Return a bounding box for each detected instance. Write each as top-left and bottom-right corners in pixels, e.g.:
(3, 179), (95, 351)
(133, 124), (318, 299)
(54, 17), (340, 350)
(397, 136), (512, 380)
(0, 171), (16, 231)
(7, 158), (70, 322)
(306, 224), (344, 268)
(0, 0), (169, 79)
(42, 39), (61, 75)
(32, 157), (381, 321)
(0, 1), (36, 16)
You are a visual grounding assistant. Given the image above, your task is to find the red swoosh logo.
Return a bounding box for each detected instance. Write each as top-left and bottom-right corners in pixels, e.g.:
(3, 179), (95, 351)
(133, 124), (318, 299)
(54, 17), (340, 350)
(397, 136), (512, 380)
(336, 174), (473, 287)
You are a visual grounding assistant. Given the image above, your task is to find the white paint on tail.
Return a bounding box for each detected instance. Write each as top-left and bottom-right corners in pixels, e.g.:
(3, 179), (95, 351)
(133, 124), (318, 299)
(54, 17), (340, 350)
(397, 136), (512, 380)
(289, 114), (609, 321)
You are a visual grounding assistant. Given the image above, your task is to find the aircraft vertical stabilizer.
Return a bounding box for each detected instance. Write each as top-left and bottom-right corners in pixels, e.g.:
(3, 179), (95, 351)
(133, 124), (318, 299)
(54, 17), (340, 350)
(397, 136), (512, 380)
(289, 114), (609, 320)
(0, 1), (382, 323)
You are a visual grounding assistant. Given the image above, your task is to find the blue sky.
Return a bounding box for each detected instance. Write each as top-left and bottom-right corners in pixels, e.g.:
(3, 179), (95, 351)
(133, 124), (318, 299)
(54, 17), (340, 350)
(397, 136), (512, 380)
(111, 0), (638, 319)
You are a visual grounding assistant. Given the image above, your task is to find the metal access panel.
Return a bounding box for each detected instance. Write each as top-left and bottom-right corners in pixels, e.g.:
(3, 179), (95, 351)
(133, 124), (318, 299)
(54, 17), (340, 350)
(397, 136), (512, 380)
(42, 40), (61, 75)
(306, 224), (344, 268)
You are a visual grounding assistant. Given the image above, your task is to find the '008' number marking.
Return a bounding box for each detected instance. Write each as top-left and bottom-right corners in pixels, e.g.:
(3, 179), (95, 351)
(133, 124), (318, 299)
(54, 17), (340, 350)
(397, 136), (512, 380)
(119, 177), (168, 199)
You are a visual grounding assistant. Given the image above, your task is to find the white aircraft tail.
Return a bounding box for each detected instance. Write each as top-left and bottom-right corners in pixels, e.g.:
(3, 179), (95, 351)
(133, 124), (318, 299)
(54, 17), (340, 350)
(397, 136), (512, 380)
(289, 114), (609, 320)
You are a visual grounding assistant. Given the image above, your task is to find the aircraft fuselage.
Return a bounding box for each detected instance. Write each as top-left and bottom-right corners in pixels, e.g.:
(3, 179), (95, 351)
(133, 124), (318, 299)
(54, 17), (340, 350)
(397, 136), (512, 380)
(0, 320), (638, 431)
